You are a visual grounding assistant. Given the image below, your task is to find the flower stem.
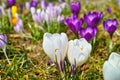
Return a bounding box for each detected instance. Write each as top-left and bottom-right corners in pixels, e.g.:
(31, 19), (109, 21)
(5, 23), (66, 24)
(109, 39), (112, 53)
(3, 49), (11, 64)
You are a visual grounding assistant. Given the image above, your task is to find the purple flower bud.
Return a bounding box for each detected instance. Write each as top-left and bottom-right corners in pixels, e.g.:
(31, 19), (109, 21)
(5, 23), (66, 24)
(103, 19), (118, 38)
(30, 0), (38, 8)
(107, 7), (112, 14)
(70, 1), (81, 16)
(6, 0), (16, 6)
(84, 11), (103, 27)
(0, 34), (7, 49)
(64, 15), (83, 36)
(19, 4), (23, 12)
(80, 26), (97, 41)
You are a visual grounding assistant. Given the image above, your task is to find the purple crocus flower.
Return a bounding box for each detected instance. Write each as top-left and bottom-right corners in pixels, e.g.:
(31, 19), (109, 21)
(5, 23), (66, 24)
(26, 2), (30, 10)
(57, 15), (64, 23)
(103, 19), (118, 38)
(40, 0), (48, 9)
(13, 14), (24, 33)
(0, 34), (10, 64)
(31, 8), (45, 24)
(84, 11), (103, 27)
(0, 34), (7, 49)
(30, 0), (38, 8)
(14, 18), (23, 33)
(70, 1), (81, 16)
(0, 6), (5, 16)
(64, 15), (83, 37)
(6, 0), (16, 6)
(80, 26), (97, 41)
(14, 19), (23, 33)
(117, 0), (120, 6)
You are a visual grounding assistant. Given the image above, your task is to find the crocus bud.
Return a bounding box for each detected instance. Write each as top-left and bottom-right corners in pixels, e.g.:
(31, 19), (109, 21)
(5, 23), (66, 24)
(80, 26), (97, 41)
(68, 38), (92, 76)
(19, 4), (23, 12)
(103, 52), (120, 80)
(103, 19), (118, 38)
(11, 5), (18, 17)
(84, 11), (103, 27)
(0, 34), (7, 49)
(70, 1), (81, 16)
(43, 33), (68, 71)
(6, 0), (16, 6)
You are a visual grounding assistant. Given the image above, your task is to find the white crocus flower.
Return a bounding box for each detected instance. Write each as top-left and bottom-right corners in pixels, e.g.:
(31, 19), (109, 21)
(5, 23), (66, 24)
(43, 32), (68, 71)
(68, 38), (91, 76)
(68, 38), (92, 67)
(103, 52), (120, 80)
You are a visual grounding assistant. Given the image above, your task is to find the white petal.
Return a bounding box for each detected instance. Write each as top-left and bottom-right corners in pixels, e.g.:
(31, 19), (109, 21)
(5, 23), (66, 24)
(43, 33), (55, 61)
(108, 52), (120, 69)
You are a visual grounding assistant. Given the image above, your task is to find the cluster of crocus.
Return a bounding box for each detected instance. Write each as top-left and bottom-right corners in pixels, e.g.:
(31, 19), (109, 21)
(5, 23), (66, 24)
(0, 35), (10, 64)
(31, 2), (65, 24)
(103, 52), (120, 80)
(65, 1), (103, 41)
(43, 32), (92, 76)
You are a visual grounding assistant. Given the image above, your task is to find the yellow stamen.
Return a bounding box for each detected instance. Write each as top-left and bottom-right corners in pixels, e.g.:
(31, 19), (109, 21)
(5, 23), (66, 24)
(80, 48), (83, 51)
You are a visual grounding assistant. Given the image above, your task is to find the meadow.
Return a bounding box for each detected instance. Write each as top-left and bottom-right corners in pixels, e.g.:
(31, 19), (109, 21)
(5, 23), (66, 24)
(0, 0), (120, 80)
